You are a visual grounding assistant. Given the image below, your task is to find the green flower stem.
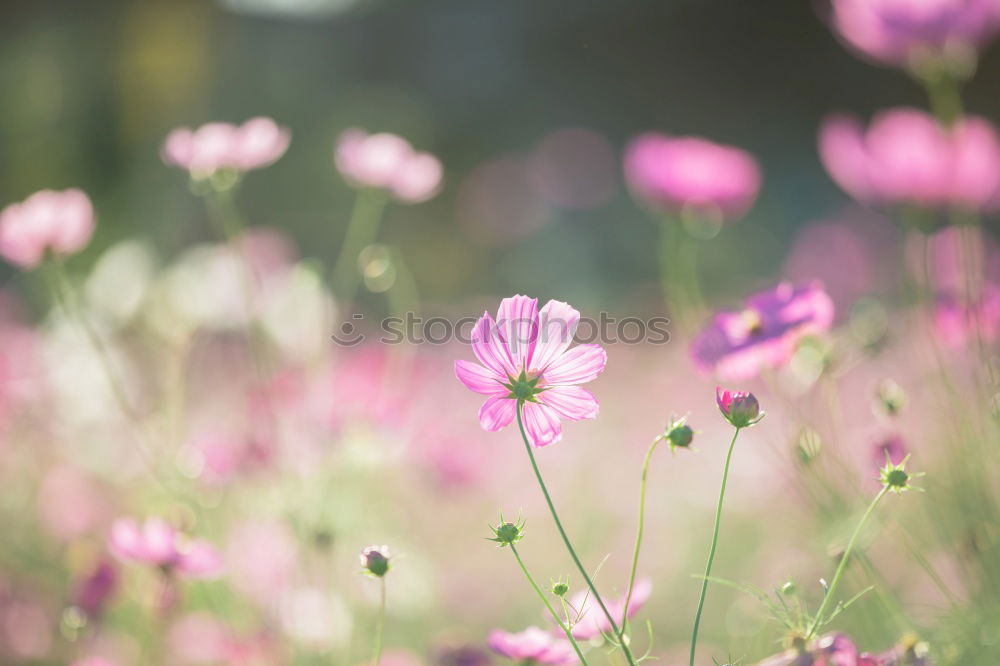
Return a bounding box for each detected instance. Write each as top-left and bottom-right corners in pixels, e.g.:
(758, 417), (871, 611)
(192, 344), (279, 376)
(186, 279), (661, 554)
(332, 189), (388, 310)
(689, 426), (741, 666)
(806, 486), (889, 639)
(621, 434), (664, 633)
(509, 543), (589, 666)
(372, 576), (386, 666)
(515, 402), (638, 666)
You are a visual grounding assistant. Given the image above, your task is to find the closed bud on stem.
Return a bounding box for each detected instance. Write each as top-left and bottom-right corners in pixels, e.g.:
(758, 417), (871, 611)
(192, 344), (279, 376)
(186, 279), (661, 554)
(716, 387), (764, 428)
(664, 415), (695, 452)
(360, 545), (391, 577)
(488, 512), (525, 547)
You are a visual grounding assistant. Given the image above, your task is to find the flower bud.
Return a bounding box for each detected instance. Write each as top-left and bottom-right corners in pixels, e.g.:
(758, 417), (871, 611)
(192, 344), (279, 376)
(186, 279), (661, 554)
(360, 545), (391, 577)
(663, 416), (695, 452)
(716, 387), (764, 428)
(551, 580), (569, 597)
(488, 514), (525, 547)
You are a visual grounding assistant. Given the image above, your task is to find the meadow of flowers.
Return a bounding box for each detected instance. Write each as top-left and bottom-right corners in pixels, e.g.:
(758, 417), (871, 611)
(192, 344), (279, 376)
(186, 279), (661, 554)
(1, 1), (999, 665)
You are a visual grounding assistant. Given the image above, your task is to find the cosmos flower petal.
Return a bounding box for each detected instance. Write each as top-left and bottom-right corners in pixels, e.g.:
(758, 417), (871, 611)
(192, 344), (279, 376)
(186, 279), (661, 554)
(496, 295), (539, 371)
(531, 300), (580, 373)
(454, 360), (507, 395)
(543, 344), (607, 385)
(479, 396), (516, 432)
(521, 401), (563, 447)
(540, 385), (599, 421)
(472, 312), (517, 378)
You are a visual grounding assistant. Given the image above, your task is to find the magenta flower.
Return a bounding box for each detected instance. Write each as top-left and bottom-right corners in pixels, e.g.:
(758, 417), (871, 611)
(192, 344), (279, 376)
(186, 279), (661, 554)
(565, 579), (651, 640)
(690, 281), (835, 380)
(334, 128), (443, 203)
(933, 282), (1000, 347)
(819, 108), (1000, 213)
(758, 632), (867, 666)
(716, 387), (764, 428)
(0, 189), (95, 268)
(873, 434), (908, 469)
(828, 0), (1000, 69)
(487, 627), (578, 665)
(74, 560), (118, 617)
(454, 295), (606, 447)
(162, 117), (291, 177)
(624, 133), (761, 221)
(108, 518), (222, 579)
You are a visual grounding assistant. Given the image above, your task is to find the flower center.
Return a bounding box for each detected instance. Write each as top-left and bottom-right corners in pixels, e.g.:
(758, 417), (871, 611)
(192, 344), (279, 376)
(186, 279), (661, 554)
(504, 370), (543, 402)
(740, 309), (764, 336)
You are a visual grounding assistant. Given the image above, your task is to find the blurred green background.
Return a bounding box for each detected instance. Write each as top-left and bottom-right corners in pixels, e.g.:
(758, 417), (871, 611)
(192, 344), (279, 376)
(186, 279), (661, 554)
(3, 0), (1000, 310)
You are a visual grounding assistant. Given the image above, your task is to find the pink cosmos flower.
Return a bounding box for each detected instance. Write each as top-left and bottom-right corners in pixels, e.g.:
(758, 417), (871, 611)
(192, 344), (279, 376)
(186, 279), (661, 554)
(0, 189), (95, 268)
(933, 282), (1000, 347)
(334, 128), (443, 203)
(162, 117), (291, 177)
(828, 0), (1000, 69)
(454, 295), (607, 447)
(487, 627), (578, 665)
(624, 133), (761, 221)
(758, 632), (886, 666)
(819, 108), (1000, 212)
(565, 579), (651, 640)
(108, 518), (223, 579)
(716, 387), (764, 428)
(690, 282), (835, 380)
(74, 560), (118, 617)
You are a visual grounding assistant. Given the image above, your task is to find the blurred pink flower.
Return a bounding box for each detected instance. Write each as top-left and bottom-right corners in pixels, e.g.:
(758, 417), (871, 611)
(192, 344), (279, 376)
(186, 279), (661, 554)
(71, 659), (115, 666)
(109, 518), (222, 579)
(225, 520), (299, 606)
(0, 189), (95, 268)
(933, 282), (1000, 346)
(334, 128), (443, 203)
(565, 579), (651, 640)
(162, 117), (290, 177)
(690, 282), (835, 380)
(454, 295), (606, 447)
(828, 0), (1000, 68)
(74, 559), (118, 618)
(819, 108), (1000, 212)
(37, 464), (110, 541)
(872, 434), (909, 469)
(758, 632), (886, 666)
(624, 133), (761, 221)
(487, 627), (578, 665)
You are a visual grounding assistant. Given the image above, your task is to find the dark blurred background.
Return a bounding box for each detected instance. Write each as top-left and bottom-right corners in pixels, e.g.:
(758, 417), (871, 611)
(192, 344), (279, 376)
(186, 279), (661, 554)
(3, 0), (1000, 314)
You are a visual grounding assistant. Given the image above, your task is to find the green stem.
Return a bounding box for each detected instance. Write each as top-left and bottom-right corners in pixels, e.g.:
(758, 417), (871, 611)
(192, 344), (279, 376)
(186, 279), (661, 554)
(372, 576), (386, 666)
(332, 189), (389, 310)
(515, 402), (638, 666)
(622, 434), (663, 633)
(923, 71), (964, 128)
(689, 426), (741, 666)
(805, 486), (889, 638)
(509, 544), (589, 666)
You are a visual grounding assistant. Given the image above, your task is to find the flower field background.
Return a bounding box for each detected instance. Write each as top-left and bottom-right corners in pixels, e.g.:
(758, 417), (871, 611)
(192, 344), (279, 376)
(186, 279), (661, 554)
(0, 1), (998, 665)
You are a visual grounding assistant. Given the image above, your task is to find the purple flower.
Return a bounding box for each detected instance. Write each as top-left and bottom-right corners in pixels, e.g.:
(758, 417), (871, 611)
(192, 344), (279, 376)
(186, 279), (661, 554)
(108, 518), (222, 579)
(819, 109), (1000, 213)
(454, 295), (606, 448)
(74, 560), (117, 617)
(690, 282), (835, 380)
(872, 434), (908, 470)
(624, 133), (761, 222)
(757, 633), (870, 666)
(487, 627), (578, 665)
(828, 0), (1000, 69)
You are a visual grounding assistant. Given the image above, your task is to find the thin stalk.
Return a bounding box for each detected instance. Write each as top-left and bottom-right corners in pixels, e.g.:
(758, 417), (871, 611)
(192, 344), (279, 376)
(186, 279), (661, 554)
(372, 577), (386, 666)
(622, 434), (664, 632)
(688, 426), (741, 666)
(332, 189), (389, 310)
(509, 543), (589, 666)
(514, 402), (638, 666)
(806, 486), (889, 638)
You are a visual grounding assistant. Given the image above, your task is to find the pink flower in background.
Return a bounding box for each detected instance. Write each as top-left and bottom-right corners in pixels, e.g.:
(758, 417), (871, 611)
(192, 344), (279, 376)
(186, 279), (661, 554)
(690, 282), (835, 380)
(162, 117), (291, 177)
(225, 520), (299, 606)
(565, 579), (651, 640)
(71, 659), (115, 666)
(334, 128), (443, 203)
(933, 282), (1000, 346)
(624, 133), (761, 221)
(487, 627), (578, 665)
(454, 295), (606, 447)
(74, 560), (118, 618)
(109, 518), (222, 579)
(819, 108), (1000, 212)
(828, 0), (1000, 69)
(872, 434), (908, 470)
(0, 189), (95, 268)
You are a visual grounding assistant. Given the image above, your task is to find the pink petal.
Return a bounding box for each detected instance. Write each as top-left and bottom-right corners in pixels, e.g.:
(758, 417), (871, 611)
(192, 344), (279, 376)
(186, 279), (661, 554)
(530, 300), (580, 373)
(454, 360), (507, 395)
(540, 385), (598, 421)
(521, 401), (563, 447)
(542, 344), (607, 385)
(176, 540), (224, 578)
(818, 114), (876, 203)
(141, 518), (178, 565)
(478, 396), (516, 431)
(472, 312), (516, 378)
(496, 295), (539, 372)
(234, 117), (290, 171)
(47, 189), (95, 255)
(392, 152), (443, 203)
(108, 519), (143, 561)
(161, 128), (195, 168)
